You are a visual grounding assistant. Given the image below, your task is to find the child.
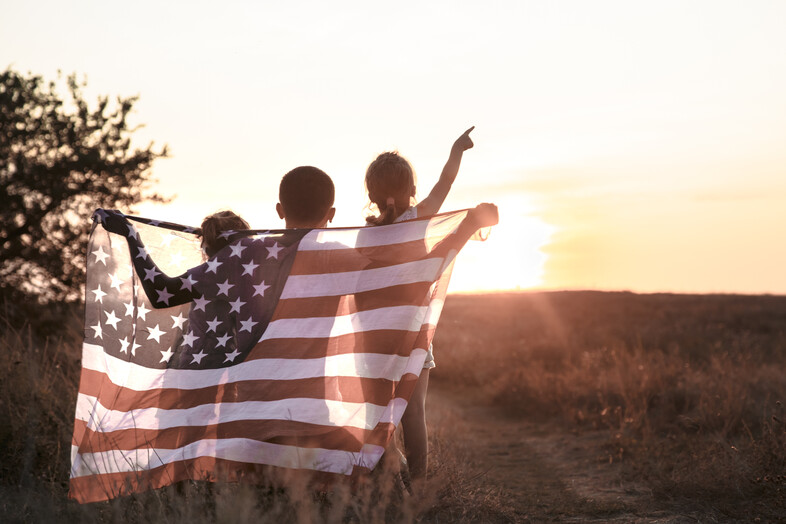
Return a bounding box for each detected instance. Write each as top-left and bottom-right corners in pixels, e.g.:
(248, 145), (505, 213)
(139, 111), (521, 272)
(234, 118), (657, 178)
(365, 126), (474, 226)
(276, 166), (336, 228)
(199, 210), (250, 258)
(364, 126), (476, 480)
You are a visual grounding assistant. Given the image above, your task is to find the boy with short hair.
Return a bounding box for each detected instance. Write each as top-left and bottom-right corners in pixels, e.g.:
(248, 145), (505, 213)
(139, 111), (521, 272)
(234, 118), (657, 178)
(276, 166), (336, 228)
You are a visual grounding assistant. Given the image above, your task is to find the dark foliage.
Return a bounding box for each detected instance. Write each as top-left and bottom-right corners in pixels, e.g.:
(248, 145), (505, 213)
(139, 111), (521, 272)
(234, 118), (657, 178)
(0, 68), (168, 303)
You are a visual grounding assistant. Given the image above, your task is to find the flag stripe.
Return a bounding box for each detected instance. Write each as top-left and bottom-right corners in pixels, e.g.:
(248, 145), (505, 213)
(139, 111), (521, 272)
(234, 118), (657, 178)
(81, 343), (428, 392)
(71, 437), (386, 478)
(288, 238), (436, 275)
(280, 258), (444, 299)
(260, 303), (438, 340)
(73, 416), (398, 454)
(272, 281), (433, 319)
(76, 392), (409, 433)
(247, 326), (434, 360)
(77, 367), (419, 411)
(69, 455), (372, 504)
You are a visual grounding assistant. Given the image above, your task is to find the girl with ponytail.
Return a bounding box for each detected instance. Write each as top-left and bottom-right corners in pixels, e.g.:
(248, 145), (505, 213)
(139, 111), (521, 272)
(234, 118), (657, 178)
(365, 126), (475, 226)
(363, 126), (476, 481)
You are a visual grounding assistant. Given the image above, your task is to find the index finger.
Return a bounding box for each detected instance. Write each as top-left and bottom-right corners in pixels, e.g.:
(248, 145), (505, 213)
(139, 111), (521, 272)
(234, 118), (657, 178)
(463, 126), (475, 136)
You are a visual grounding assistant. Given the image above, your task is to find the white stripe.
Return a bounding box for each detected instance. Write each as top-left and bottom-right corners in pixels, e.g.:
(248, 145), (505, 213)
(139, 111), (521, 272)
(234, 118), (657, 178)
(263, 305), (429, 340)
(298, 211), (468, 251)
(71, 438), (386, 478)
(424, 298), (445, 327)
(75, 393), (400, 433)
(81, 342), (427, 392)
(281, 258), (444, 299)
(300, 222), (430, 250)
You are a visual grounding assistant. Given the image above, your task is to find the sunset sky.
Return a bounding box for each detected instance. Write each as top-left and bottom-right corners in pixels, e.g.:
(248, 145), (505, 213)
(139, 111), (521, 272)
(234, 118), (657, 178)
(3, 1), (785, 294)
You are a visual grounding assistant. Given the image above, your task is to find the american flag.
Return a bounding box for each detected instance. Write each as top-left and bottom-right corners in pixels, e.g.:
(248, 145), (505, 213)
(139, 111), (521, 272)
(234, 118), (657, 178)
(70, 208), (484, 503)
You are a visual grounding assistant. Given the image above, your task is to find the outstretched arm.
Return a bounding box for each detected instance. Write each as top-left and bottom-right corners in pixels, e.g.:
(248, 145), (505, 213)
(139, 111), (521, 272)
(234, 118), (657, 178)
(429, 203), (499, 260)
(416, 126), (474, 217)
(94, 209), (202, 308)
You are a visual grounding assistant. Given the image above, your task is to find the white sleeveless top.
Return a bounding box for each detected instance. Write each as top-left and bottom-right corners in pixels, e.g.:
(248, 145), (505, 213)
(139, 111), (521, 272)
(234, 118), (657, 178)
(394, 206), (418, 223)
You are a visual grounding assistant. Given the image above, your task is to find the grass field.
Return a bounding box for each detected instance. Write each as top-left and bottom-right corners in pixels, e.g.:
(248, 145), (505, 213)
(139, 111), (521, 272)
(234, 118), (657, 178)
(2, 291), (785, 522)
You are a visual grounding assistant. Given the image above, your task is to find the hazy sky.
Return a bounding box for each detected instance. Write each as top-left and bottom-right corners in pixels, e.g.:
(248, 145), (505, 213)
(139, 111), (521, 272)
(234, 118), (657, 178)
(3, 1), (785, 294)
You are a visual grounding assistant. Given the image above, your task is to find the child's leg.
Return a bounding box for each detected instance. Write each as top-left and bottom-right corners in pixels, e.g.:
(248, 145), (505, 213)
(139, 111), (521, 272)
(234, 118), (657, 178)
(401, 368), (430, 480)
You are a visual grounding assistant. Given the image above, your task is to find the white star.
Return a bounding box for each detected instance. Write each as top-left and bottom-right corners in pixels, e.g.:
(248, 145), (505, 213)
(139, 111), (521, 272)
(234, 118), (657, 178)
(184, 227), (197, 234)
(104, 309), (121, 329)
(131, 340), (141, 356)
(160, 233), (175, 247)
(160, 347), (174, 363)
(266, 242), (282, 260)
(229, 244), (246, 258)
(218, 230), (235, 239)
(206, 259), (222, 274)
(92, 246), (110, 265)
(92, 285), (107, 304)
(136, 246), (149, 259)
(169, 251), (184, 266)
(127, 225), (139, 240)
(206, 316), (221, 332)
(136, 302), (150, 321)
(239, 316), (258, 333)
(156, 287), (174, 305)
(148, 220), (161, 227)
(144, 267), (161, 282)
(241, 261), (259, 276)
(191, 351), (207, 365)
(90, 322), (103, 339)
(124, 301), (135, 317)
(108, 272), (124, 291)
(229, 297), (246, 314)
(216, 333), (232, 348)
(182, 330), (199, 347)
(171, 313), (187, 330)
(94, 209), (108, 223)
(216, 279), (234, 296)
(252, 281), (270, 297)
(224, 349), (242, 363)
(193, 296), (210, 311)
(119, 337), (130, 354)
(146, 324), (166, 343)
(180, 274), (197, 291)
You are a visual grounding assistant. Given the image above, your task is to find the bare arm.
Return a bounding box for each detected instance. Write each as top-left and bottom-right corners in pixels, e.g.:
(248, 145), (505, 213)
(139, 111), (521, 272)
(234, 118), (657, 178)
(416, 126), (474, 217)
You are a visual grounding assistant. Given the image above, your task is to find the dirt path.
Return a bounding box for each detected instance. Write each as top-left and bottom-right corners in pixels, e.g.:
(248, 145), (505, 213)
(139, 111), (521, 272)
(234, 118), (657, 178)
(427, 383), (688, 523)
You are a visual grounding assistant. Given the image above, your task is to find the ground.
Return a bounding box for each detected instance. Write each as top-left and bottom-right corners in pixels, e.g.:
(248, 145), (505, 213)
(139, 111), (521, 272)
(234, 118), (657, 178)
(429, 382), (711, 523)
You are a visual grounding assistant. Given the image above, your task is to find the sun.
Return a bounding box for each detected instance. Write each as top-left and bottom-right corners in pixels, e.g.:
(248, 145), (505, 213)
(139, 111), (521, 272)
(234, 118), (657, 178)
(448, 199), (554, 294)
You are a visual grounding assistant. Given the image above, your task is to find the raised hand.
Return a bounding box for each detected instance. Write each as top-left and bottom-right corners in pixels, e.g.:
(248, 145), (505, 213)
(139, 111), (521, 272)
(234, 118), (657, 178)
(94, 209), (130, 234)
(468, 203), (499, 228)
(452, 126), (475, 153)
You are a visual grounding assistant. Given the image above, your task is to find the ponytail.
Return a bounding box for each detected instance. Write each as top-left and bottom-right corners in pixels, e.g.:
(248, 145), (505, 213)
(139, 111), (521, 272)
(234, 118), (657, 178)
(366, 197), (398, 226)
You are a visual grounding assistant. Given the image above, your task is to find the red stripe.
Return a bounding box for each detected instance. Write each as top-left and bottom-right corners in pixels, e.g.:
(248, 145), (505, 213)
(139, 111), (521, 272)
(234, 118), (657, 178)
(73, 415), (399, 454)
(289, 238), (434, 275)
(69, 455), (373, 504)
(272, 281), (433, 319)
(78, 368), (417, 410)
(247, 326), (434, 360)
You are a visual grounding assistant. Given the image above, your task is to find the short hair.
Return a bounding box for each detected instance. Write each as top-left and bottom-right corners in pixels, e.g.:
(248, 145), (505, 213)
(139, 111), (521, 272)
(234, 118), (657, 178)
(279, 166), (335, 226)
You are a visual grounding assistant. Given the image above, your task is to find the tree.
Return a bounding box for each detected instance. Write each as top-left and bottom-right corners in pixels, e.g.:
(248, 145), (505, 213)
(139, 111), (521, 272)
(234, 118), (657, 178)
(0, 68), (169, 303)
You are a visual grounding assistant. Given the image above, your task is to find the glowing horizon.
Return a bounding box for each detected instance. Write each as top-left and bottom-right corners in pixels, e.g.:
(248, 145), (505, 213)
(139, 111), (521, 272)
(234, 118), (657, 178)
(2, 1), (785, 294)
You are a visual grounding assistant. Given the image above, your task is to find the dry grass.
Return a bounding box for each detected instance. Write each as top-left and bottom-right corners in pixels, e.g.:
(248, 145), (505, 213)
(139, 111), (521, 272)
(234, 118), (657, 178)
(3, 291), (786, 521)
(0, 298), (513, 523)
(434, 291), (786, 519)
